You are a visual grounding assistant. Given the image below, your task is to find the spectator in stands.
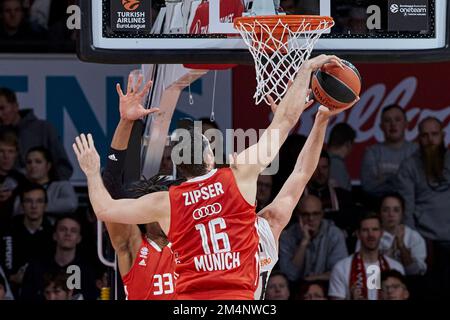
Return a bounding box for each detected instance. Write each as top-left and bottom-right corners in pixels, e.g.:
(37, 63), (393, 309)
(256, 174), (273, 212)
(0, 0), (33, 40)
(361, 105), (417, 197)
(0, 87), (73, 180)
(381, 270), (410, 300)
(395, 116), (450, 297)
(279, 195), (348, 283)
(30, 0), (76, 38)
(265, 271), (290, 300)
(327, 122), (356, 191)
(303, 151), (355, 233)
(272, 134), (306, 204)
(304, 151), (352, 212)
(0, 129), (27, 231)
(297, 281), (328, 300)
(4, 183), (54, 289)
(159, 144), (174, 176)
(281, 0), (319, 15)
(329, 212), (405, 300)
(15, 146), (78, 215)
(43, 271), (75, 300)
(21, 215), (99, 300)
(356, 193), (426, 275)
(0, 264), (14, 299)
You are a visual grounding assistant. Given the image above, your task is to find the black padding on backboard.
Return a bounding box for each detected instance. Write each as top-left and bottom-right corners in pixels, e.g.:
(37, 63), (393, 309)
(77, 0), (450, 64)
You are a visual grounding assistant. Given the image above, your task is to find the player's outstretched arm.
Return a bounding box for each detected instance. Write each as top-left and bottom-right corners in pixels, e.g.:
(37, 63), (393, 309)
(73, 133), (169, 225)
(102, 77), (154, 274)
(260, 102), (359, 241)
(231, 55), (344, 205)
(235, 55), (344, 175)
(103, 118), (139, 255)
(117, 73), (159, 121)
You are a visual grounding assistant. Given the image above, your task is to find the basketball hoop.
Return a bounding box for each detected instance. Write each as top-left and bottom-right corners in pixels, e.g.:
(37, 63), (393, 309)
(234, 15), (334, 105)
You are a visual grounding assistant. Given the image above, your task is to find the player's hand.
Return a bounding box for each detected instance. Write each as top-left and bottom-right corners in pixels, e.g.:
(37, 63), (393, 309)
(267, 88), (314, 113)
(317, 97), (360, 118)
(302, 54), (344, 73)
(73, 133), (101, 177)
(116, 73), (159, 121)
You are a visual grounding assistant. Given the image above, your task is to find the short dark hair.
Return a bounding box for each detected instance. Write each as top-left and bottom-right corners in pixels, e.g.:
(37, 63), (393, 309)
(26, 146), (53, 163)
(0, 128), (19, 150)
(55, 214), (81, 231)
(125, 175), (184, 198)
(381, 269), (407, 286)
(418, 116), (443, 132)
(319, 150), (330, 161)
(26, 146), (57, 180)
(172, 127), (211, 178)
(328, 123), (356, 148)
(379, 192), (405, 213)
(268, 270), (289, 284)
(0, 87), (18, 104)
(125, 175), (184, 234)
(20, 183), (48, 204)
(199, 117), (220, 131)
(357, 210), (381, 230)
(381, 104), (407, 120)
(43, 271), (71, 293)
(296, 280), (328, 300)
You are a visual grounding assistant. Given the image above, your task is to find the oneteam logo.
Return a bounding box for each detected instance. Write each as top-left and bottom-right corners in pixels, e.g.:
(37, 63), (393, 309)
(122, 0), (141, 11)
(390, 4), (399, 13)
(193, 203), (222, 220)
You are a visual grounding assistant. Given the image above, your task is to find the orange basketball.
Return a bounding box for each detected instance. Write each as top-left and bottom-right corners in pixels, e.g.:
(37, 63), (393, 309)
(311, 59), (361, 110)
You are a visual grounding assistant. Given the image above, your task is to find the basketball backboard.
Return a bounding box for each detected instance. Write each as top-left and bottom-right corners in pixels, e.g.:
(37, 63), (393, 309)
(78, 0), (450, 64)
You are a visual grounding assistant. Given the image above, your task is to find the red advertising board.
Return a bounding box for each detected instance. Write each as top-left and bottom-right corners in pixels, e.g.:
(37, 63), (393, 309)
(232, 62), (450, 180)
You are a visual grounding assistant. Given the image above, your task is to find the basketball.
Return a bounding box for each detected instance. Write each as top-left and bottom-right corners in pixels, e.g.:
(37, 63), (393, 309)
(311, 60), (362, 110)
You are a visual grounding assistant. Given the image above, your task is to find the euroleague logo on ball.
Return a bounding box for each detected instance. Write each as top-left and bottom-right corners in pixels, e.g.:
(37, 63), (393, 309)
(122, 0), (141, 11)
(390, 4), (399, 13)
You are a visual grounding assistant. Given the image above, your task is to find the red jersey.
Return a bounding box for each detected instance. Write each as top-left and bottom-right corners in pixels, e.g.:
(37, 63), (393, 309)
(168, 168), (259, 300)
(122, 235), (176, 300)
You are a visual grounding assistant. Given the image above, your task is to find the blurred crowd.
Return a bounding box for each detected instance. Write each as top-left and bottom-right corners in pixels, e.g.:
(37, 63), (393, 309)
(1, 85), (450, 301)
(0, 0), (75, 51)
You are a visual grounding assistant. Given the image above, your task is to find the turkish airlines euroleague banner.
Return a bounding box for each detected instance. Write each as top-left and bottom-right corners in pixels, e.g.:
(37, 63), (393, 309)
(232, 62), (450, 180)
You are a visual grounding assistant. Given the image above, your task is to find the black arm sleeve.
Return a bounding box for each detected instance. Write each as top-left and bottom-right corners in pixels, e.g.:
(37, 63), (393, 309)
(102, 148), (127, 199)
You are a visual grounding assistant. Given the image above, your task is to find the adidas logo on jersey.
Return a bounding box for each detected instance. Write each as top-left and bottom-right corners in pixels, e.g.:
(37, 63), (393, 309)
(139, 259), (146, 266)
(108, 154), (118, 161)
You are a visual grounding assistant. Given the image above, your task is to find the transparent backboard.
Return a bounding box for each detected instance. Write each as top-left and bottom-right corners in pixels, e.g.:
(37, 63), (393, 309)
(79, 0), (450, 63)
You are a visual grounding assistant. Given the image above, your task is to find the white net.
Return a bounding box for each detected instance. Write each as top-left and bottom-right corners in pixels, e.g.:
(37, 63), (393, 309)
(235, 16), (334, 105)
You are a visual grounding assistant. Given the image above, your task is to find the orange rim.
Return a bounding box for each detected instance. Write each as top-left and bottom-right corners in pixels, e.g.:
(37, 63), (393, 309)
(234, 15), (334, 34)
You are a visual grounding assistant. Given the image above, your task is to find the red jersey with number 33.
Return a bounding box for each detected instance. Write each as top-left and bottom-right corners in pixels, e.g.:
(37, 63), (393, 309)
(168, 168), (259, 300)
(122, 236), (176, 300)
